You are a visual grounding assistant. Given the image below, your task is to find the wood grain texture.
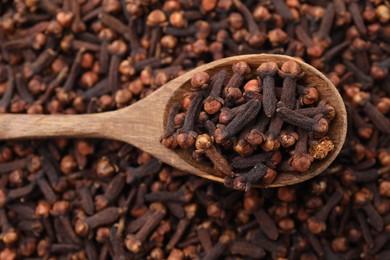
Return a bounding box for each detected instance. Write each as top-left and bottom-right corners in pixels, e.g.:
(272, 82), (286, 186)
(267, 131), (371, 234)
(0, 54), (347, 187)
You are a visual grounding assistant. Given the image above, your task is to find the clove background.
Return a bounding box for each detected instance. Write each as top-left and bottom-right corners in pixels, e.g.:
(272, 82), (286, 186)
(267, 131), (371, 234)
(0, 0), (390, 259)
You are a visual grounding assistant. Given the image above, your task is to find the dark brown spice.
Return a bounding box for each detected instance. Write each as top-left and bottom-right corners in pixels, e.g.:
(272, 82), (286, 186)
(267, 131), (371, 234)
(36, 171), (57, 204)
(215, 99), (261, 144)
(314, 3), (335, 45)
(297, 85), (319, 106)
(232, 151), (280, 169)
(202, 231), (233, 260)
(352, 92), (390, 134)
(271, 0), (293, 21)
(0, 208), (18, 245)
(37, 146), (60, 186)
(370, 232), (389, 254)
(166, 202), (185, 219)
(203, 69), (227, 114)
(245, 112), (269, 146)
(343, 60), (373, 89)
(295, 24), (323, 58)
(290, 128), (313, 172)
(254, 207), (279, 241)
(224, 62), (250, 107)
(197, 223), (213, 253)
(98, 40), (109, 75)
(161, 103), (181, 148)
(348, 1), (367, 36)
(2, 1), (390, 258)
(23, 48), (57, 79)
(166, 204), (196, 250)
(233, 162), (276, 191)
(99, 13), (131, 41)
(176, 91), (204, 149)
(262, 116), (283, 152)
(279, 60), (304, 109)
(15, 73), (34, 104)
(218, 101), (252, 125)
(95, 173), (126, 211)
(126, 158), (162, 184)
(84, 239), (98, 260)
(296, 100), (336, 121)
(362, 202), (384, 232)
(229, 239), (266, 258)
(257, 62), (278, 117)
(58, 214), (82, 245)
(75, 207), (125, 237)
(277, 104), (329, 138)
(70, 0), (85, 33)
(356, 210), (374, 248)
(49, 243), (81, 254)
(252, 232), (287, 259)
(76, 185), (94, 216)
(233, 0), (266, 48)
(108, 40), (127, 92)
(0, 66), (15, 113)
(232, 125), (255, 157)
(307, 188), (343, 234)
(62, 48), (84, 92)
(145, 185), (192, 203)
(127, 211), (152, 234)
(125, 203), (166, 253)
(109, 225), (127, 260)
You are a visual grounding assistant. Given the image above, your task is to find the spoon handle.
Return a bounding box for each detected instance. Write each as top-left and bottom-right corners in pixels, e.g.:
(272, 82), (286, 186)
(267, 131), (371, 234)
(0, 112), (115, 140)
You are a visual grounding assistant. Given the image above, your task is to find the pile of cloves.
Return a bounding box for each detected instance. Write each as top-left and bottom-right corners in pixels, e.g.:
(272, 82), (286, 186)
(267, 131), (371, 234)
(1, 0), (390, 259)
(162, 60), (336, 190)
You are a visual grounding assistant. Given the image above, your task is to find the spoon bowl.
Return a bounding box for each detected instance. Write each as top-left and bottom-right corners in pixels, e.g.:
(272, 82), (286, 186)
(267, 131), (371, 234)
(0, 54), (347, 187)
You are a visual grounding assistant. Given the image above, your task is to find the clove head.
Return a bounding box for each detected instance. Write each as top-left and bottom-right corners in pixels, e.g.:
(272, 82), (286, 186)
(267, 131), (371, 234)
(191, 71), (210, 89)
(161, 134), (178, 149)
(146, 10), (167, 27)
(125, 234), (142, 253)
(300, 87), (319, 106)
(322, 102), (336, 121)
(2, 229), (18, 245)
(370, 62), (388, 80)
(218, 108), (235, 125)
(246, 31), (267, 48)
(257, 62), (279, 77)
(312, 116), (329, 138)
(195, 134), (213, 152)
(351, 91), (370, 107)
(233, 138), (255, 157)
(233, 176), (249, 191)
(204, 96), (224, 114)
(279, 130), (299, 148)
(177, 131), (197, 149)
(307, 217), (326, 234)
(214, 125), (229, 145)
(245, 129), (264, 146)
(262, 168), (277, 185)
(290, 153), (313, 172)
(107, 40), (128, 56)
(262, 137), (281, 152)
(75, 219), (90, 237)
(226, 87), (242, 100)
(243, 79), (260, 93)
(232, 61), (251, 75)
(279, 60), (303, 78)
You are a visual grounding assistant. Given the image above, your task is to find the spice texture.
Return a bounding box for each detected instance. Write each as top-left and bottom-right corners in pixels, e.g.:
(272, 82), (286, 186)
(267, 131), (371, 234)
(0, 0), (390, 259)
(161, 61), (336, 190)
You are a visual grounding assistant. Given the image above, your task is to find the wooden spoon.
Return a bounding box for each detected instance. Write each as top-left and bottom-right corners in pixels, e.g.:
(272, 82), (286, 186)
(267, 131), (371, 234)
(0, 54), (347, 187)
